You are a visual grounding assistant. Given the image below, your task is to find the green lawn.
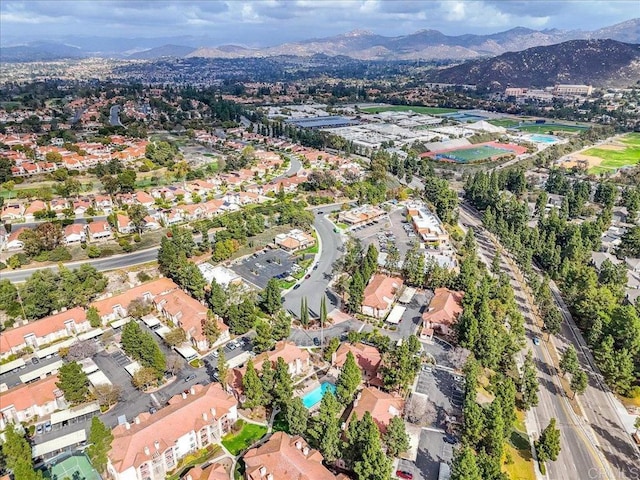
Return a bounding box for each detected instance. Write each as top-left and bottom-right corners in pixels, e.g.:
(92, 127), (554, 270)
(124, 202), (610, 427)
(361, 105), (458, 115)
(502, 410), (535, 480)
(222, 421), (268, 455)
(488, 119), (521, 128)
(516, 124), (587, 134)
(586, 133), (640, 174)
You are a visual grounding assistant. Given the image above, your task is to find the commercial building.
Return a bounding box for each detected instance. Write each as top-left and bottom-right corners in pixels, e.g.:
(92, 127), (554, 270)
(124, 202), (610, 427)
(274, 229), (315, 252)
(421, 288), (464, 340)
(553, 84), (593, 96)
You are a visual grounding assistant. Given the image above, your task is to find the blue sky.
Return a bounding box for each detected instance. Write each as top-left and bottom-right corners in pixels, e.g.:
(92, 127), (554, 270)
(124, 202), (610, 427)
(1, 0), (637, 46)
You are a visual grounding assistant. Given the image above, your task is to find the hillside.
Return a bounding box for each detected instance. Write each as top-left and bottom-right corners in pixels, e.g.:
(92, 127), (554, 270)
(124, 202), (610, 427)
(128, 44), (196, 59)
(425, 39), (640, 88)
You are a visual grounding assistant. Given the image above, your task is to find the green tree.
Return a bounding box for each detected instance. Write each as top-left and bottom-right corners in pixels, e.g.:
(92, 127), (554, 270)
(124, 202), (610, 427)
(570, 369), (588, 398)
(300, 296), (310, 327)
(86, 305), (101, 328)
(272, 310), (291, 341)
(559, 345), (579, 376)
(535, 418), (561, 463)
(384, 416), (410, 457)
(2, 424), (42, 480)
(128, 203), (148, 234)
(253, 319), (274, 353)
(217, 348), (229, 389)
(521, 350), (539, 410)
(227, 298), (256, 335)
(164, 327), (187, 347)
(132, 367), (158, 390)
(352, 412), (392, 480)
(242, 359), (264, 408)
(309, 391), (342, 462)
(285, 396), (309, 436)
(273, 356), (294, 410)
(207, 279), (227, 316)
(261, 278), (282, 314)
(336, 351), (361, 405)
(57, 361), (90, 405)
(202, 314), (221, 346)
(87, 417), (113, 474)
(450, 446), (482, 480)
(260, 360), (276, 406)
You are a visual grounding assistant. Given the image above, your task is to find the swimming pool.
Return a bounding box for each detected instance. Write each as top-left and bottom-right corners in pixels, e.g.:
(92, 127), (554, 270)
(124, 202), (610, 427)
(302, 382), (336, 409)
(528, 134), (558, 144)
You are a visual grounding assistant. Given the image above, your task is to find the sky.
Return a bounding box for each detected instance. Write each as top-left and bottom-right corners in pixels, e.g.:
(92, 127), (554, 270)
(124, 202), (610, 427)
(1, 0), (638, 46)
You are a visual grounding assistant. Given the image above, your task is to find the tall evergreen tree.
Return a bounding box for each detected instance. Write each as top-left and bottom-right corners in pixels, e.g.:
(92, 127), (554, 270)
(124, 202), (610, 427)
(535, 418), (561, 463)
(450, 446), (482, 480)
(285, 397), (309, 436)
(336, 351), (361, 404)
(309, 391), (342, 462)
(242, 359), (264, 408)
(273, 356), (294, 410)
(57, 361), (90, 405)
(384, 416), (410, 457)
(87, 417), (113, 474)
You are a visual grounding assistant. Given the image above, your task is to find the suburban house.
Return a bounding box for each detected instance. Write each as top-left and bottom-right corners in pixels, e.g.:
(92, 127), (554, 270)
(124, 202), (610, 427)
(346, 387), (405, 435)
(73, 198), (92, 216)
(1, 203), (25, 222)
(91, 278), (179, 323)
(0, 307), (89, 358)
(94, 195), (113, 213)
(0, 375), (66, 430)
(23, 200), (47, 222)
(421, 288), (464, 340)
(361, 274), (404, 319)
(154, 289), (229, 351)
(64, 223), (86, 244)
(4, 228), (26, 251)
(86, 220), (113, 242)
(274, 229), (315, 252)
(117, 214), (134, 234)
(106, 384), (238, 480)
(143, 216), (161, 231)
(243, 431), (344, 480)
(332, 342), (383, 387)
(135, 191), (155, 208)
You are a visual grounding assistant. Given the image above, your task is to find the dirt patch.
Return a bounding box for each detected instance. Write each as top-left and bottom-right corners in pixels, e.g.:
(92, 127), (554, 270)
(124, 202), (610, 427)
(559, 153), (602, 170)
(597, 143), (625, 151)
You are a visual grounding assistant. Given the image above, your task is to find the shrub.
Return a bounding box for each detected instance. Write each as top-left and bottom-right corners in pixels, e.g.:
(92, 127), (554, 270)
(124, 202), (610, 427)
(48, 247), (72, 262)
(0, 261), (6, 270)
(87, 246), (101, 258)
(122, 243), (134, 253)
(133, 234), (142, 243)
(137, 271), (151, 282)
(118, 238), (129, 247)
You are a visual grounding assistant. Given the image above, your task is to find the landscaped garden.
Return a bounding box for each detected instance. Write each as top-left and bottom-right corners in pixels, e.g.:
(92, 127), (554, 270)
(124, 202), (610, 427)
(221, 420), (268, 455)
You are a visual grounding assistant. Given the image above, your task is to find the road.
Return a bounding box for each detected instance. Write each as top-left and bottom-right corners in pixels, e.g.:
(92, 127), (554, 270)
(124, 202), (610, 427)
(460, 203), (640, 480)
(1, 247), (159, 282)
(109, 105), (123, 127)
(283, 204), (344, 318)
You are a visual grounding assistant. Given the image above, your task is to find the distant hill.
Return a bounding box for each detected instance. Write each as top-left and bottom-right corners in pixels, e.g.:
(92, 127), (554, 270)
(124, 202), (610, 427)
(425, 39), (640, 88)
(2, 18), (639, 62)
(127, 44), (196, 59)
(0, 42), (84, 62)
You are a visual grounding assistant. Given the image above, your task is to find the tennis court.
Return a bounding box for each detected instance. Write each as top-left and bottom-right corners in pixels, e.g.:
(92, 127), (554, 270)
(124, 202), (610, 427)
(45, 453), (101, 480)
(434, 145), (512, 163)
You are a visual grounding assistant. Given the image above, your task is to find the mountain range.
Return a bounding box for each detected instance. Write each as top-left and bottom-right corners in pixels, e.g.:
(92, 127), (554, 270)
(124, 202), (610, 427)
(1, 18), (638, 62)
(425, 39), (640, 88)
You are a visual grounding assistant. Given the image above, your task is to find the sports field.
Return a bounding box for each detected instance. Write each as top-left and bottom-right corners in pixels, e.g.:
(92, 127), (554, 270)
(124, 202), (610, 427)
(435, 145), (510, 163)
(361, 105), (458, 115)
(516, 123), (587, 134)
(488, 118), (521, 128)
(44, 453), (101, 480)
(585, 133), (640, 174)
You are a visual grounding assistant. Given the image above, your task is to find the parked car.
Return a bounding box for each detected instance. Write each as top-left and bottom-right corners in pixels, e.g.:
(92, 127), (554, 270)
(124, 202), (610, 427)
(422, 365), (433, 373)
(305, 274), (311, 279)
(533, 336), (541, 346)
(293, 284), (301, 290)
(31, 357), (40, 365)
(149, 407), (157, 414)
(313, 264), (319, 270)
(211, 350), (220, 358)
(36, 424), (44, 435)
(313, 337), (321, 346)
(44, 421), (52, 433)
(184, 374), (196, 382)
(396, 471), (413, 480)
(444, 434), (459, 444)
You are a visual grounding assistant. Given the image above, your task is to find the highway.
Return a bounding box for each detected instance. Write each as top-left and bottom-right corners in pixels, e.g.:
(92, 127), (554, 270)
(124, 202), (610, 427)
(283, 204), (344, 318)
(460, 203), (639, 480)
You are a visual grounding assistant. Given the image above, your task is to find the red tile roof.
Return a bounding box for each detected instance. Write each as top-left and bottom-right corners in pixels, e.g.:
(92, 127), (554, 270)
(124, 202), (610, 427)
(362, 274), (403, 311)
(0, 375), (61, 411)
(421, 288), (464, 327)
(244, 432), (337, 480)
(347, 387), (405, 434)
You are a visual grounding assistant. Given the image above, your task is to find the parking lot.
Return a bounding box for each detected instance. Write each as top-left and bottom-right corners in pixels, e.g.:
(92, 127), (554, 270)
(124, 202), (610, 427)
(397, 429), (455, 480)
(350, 206), (418, 259)
(231, 248), (296, 289)
(415, 368), (464, 417)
